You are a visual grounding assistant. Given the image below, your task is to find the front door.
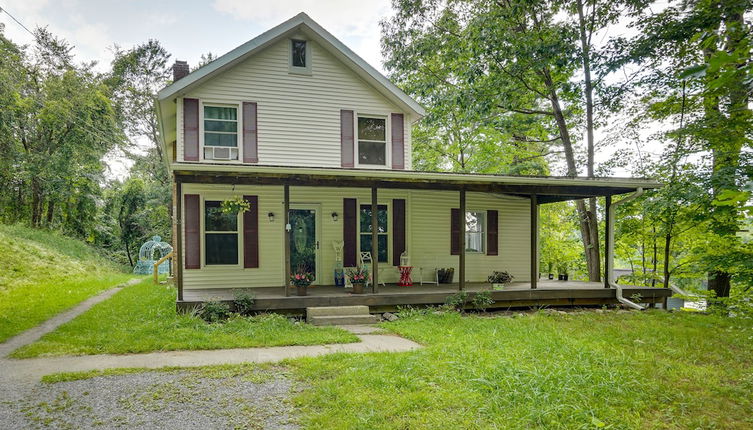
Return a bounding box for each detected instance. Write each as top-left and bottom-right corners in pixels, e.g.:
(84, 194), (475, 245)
(289, 207), (318, 283)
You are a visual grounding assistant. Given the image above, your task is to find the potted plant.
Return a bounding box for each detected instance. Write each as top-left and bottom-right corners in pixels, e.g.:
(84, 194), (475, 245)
(557, 264), (569, 281)
(220, 196), (251, 214)
(290, 270), (314, 296)
(437, 267), (455, 284)
(487, 271), (514, 290)
(347, 267), (369, 294)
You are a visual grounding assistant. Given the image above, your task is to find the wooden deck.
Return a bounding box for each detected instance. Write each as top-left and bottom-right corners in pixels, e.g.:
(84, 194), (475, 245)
(177, 281), (672, 313)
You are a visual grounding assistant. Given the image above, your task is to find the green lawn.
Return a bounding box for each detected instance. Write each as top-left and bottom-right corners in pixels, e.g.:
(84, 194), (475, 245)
(0, 224), (135, 342)
(289, 310), (753, 429)
(11, 278), (358, 358)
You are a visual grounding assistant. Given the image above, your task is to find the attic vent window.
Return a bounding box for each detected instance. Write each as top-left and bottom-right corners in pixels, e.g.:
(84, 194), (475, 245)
(292, 40), (306, 67)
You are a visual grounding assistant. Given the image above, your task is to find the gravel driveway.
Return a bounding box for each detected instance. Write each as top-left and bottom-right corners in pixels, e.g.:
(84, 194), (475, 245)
(0, 368), (299, 429)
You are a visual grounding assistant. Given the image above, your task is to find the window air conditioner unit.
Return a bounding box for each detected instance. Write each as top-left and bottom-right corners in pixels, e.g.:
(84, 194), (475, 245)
(205, 146), (233, 160)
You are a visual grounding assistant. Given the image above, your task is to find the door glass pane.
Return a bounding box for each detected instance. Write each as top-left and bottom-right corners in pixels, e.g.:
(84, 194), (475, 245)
(289, 209), (316, 279)
(357, 117), (386, 141)
(205, 201), (237, 231)
(205, 233), (238, 265)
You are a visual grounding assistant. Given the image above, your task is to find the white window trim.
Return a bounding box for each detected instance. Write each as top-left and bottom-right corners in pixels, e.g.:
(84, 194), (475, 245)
(357, 201), (391, 265)
(201, 195), (243, 268)
(355, 113), (391, 169)
(199, 101), (243, 164)
(465, 210), (486, 254)
(289, 38), (312, 75)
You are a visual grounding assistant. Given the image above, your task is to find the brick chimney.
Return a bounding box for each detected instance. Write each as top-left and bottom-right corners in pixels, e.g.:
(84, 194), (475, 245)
(172, 60), (189, 81)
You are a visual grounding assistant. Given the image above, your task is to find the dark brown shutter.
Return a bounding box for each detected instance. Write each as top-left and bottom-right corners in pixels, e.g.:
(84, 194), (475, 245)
(183, 98), (199, 162)
(343, 198), (357, 266)
(450, 208), (461, 255)
(392, 199), (406, 266)
(340, 110), (354, 168)
(184, 194), (200, 269)
(243, 195), (259, 268)
(391, 113), (404, 170)
(487, 210), (498, 256)
(242, 102), (258, 163)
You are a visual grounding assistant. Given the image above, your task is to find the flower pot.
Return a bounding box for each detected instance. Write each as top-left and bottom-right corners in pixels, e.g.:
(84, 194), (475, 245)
(296, 285), (308, 296)
(352, 282), (365, 294)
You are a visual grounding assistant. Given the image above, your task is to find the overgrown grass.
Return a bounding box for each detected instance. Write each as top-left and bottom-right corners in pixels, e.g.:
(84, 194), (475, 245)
(0, 224), (135, 342)
(12, 279), (358, 358)
(290, 310), (753, 429)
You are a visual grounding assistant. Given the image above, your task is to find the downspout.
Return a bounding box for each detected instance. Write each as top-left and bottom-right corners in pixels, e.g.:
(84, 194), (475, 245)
(606, 188), (645, 310)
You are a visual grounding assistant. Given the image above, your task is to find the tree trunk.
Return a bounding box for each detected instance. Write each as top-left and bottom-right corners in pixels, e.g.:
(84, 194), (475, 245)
(542, 69), (601, 281)
(46, 200), (55, 226)
(705, 1), (749, 299)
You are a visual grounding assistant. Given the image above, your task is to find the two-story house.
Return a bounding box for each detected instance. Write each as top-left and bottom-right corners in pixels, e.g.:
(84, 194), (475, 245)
(157, 13), (670, 312)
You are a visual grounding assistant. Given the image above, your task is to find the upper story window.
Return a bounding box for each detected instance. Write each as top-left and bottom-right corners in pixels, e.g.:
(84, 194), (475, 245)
(292, 40), (306, 67)
(465, 211), (486, 253)
(357, 116), (387, 166)
(203, 105), (238, 161)
(290, 39), (311, 74)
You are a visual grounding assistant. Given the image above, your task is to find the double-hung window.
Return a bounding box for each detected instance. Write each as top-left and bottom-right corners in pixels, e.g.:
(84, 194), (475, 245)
(205, 200), (238, 265)
(360, 204), (388, 262)
(357, 116), (387, 166)
(465, 211), (485, 253)
(203, 105), (238, 161)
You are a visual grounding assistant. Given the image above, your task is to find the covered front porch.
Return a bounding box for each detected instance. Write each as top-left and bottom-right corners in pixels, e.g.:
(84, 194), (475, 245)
(174, 164), (664, 312)
(177, 280), (672, 313)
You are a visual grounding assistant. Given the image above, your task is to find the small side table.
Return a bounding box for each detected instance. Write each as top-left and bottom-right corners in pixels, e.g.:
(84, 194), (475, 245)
(398, 266), (413, 287)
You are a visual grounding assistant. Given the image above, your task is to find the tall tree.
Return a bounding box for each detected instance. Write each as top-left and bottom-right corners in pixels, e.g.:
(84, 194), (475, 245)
(383, 0), (639, 281)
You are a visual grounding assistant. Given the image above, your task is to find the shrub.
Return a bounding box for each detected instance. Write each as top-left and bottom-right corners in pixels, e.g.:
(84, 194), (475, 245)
(233, 290), (255, 315)
(396, 305), (434, 319)
(445, 291), (469, 312)
(233, 290), (256, 316)
(471, 291), (494, 311)
(199, 300), (231, 323)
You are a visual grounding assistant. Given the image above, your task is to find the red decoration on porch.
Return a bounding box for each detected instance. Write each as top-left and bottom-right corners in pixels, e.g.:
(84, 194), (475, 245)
(398, 266), (413, 287)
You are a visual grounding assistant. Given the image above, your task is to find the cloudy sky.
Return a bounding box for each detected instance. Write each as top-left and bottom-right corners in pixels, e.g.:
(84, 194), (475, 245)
(0, 0), (392, 73)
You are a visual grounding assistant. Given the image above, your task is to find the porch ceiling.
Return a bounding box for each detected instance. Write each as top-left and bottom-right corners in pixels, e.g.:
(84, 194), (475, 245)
(172, 163), (661, 203)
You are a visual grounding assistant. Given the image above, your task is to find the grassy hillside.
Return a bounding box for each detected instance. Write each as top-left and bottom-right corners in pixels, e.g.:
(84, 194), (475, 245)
(0, 224), (136, 342)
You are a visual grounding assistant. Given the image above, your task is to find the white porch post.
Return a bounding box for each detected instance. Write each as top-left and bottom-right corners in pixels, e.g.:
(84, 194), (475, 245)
(284, 184), (290, 297)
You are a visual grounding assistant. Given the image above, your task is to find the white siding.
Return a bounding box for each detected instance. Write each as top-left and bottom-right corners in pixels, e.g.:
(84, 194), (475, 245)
(181, 185), (531, 290)
(176, 36), (412, 169)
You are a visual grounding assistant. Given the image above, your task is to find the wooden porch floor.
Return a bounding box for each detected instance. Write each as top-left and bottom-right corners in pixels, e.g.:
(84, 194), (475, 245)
(178, 280), (672, 313)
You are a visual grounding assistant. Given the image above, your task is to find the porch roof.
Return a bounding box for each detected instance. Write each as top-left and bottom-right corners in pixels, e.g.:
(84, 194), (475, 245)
(172, 162), (661, 203)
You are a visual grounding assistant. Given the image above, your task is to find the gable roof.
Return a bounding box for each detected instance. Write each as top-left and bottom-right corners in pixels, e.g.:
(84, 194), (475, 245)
(157, 12), (425, 118)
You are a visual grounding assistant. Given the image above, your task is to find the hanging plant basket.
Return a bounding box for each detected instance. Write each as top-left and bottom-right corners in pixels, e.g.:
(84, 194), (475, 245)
(220, 196), (251, 214)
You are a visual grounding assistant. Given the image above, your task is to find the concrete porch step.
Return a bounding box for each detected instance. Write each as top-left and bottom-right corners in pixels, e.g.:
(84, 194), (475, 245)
(308, 314), (378, 326)
(306, 305), (370, 317)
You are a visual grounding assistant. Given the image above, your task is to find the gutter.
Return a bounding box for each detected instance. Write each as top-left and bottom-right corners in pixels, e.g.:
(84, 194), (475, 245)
(606, 188), (646, 310)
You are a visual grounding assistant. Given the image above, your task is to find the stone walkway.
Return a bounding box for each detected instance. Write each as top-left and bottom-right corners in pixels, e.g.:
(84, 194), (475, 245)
(1, 333), (420, 382)
(0, 279), (419, 383)
(0, 278), (142, 358)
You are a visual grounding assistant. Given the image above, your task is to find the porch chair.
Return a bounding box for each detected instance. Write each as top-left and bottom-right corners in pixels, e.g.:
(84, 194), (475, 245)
(418, 257), (439, 285)
(359, 251), (386, 289)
